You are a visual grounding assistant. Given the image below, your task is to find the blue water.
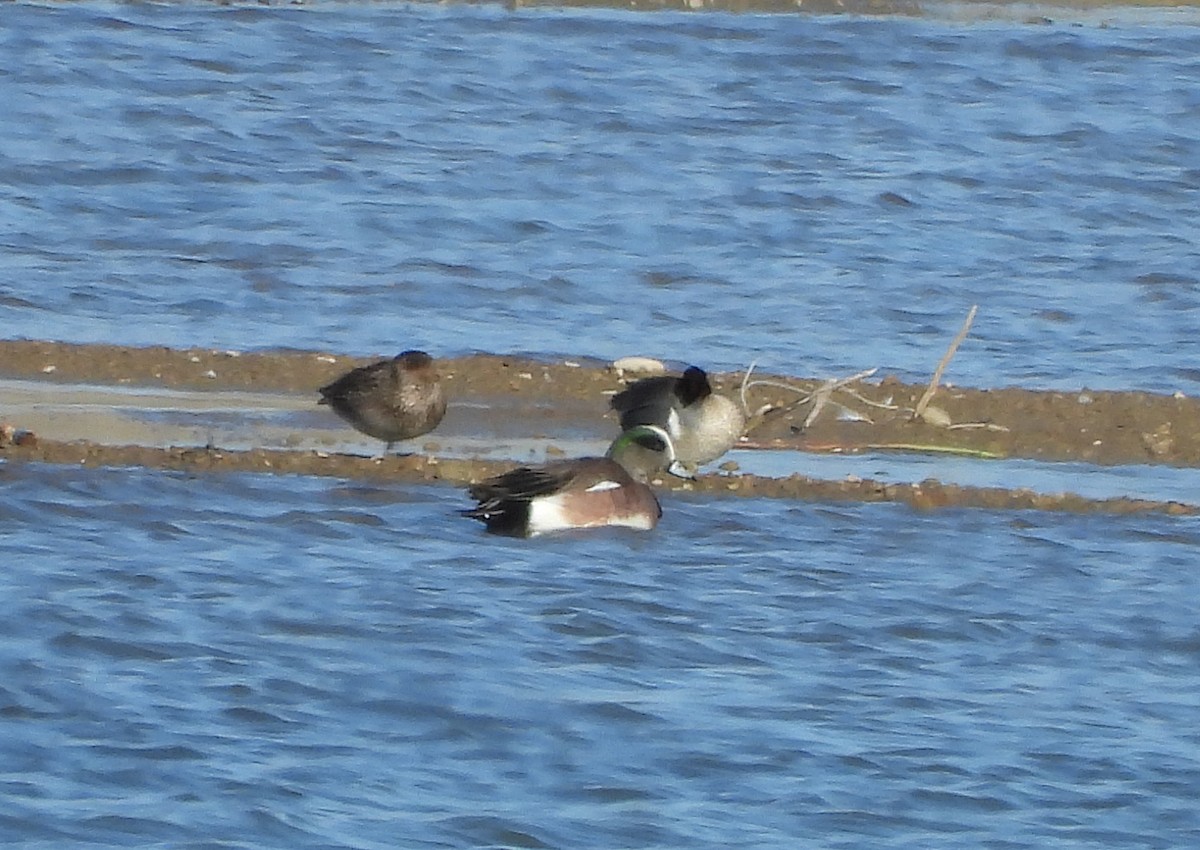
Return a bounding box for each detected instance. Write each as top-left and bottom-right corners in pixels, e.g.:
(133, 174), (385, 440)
(3, 2), (1200, 390)
(3, 463), (1200, 848)
(4, 3), (1200, 847)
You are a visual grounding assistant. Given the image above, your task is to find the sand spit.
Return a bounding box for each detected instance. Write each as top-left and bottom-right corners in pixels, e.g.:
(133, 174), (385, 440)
(1, 339), (1198, 517)
(1, 436), (1193, 518)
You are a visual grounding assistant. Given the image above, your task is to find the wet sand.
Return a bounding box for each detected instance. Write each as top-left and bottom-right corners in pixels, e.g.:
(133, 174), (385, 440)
(1, 339), (1197, 516)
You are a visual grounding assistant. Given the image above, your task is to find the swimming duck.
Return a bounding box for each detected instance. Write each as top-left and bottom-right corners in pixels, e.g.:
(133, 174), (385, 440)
(463, 424), (690, 537)
(610, 365), (745, 469)
(318, 350), (446, 454)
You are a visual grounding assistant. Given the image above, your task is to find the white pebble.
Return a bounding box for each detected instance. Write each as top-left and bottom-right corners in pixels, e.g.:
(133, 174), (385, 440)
(919, 405), (953, 428)
(612, 356), (666, 377)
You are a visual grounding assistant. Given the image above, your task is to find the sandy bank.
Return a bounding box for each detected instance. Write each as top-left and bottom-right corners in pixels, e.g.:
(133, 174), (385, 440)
(3, 339), (1198, 468)
(3, 340), (1198, 517)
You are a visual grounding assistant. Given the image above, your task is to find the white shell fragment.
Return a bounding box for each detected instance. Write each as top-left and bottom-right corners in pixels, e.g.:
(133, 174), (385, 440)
(611, 356), (667, 379)
(919, 404), (953, 428)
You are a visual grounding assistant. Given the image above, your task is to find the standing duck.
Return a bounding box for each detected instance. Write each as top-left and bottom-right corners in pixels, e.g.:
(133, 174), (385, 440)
(318, 350), (446, 454)
(463, 424), (689, 537)
(610, 365), (744, 470)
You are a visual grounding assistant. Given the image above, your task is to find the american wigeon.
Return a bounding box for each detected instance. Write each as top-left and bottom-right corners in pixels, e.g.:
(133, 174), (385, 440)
(610, 365), (745, 469)
(318, 350), (446, 454)
(463, 424), (690, 537)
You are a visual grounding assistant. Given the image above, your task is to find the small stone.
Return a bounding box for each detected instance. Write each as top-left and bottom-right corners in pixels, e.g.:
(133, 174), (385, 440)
(1140, 424), (1173, 458)
(611, 356), (667, 379)
(919, 405), (953, 428)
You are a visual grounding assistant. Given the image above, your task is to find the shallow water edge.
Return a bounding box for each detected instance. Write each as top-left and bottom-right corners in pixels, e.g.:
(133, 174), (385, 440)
(3, 339), (1199, 467)
(4, 436), (1196, 517)
(2, 340), (1198, 516)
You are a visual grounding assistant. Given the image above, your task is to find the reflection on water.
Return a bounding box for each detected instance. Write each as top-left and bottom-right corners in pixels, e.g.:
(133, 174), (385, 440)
(2, 463), (1200, 847)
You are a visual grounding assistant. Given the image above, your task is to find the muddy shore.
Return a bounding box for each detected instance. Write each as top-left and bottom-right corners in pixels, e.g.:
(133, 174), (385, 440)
(2, 339), (1197, 516)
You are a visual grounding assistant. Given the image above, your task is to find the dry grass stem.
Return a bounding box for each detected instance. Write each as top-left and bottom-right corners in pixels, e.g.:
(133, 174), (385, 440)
(947, 422), (1011, 432)
(738, 360), (759, 418)
(804, 384), (834, 428)
(840, 388), (901, 411)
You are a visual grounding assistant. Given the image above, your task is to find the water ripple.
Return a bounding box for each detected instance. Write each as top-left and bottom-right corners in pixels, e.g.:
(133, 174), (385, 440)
(3, 462), (1200, 846)
(1, 5), (1199, 390)
(5, 3), (1200, 846)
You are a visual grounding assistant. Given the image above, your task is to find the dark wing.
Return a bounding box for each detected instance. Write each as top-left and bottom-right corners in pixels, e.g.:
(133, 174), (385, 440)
(318, 360), (391, 405)
(609, 375), (680, 430)
(467, 463), (578, 505)
(462, 462), (583, 535)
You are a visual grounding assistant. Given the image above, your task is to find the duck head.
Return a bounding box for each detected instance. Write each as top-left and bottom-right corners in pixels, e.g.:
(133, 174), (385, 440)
(607, 424), (694, 482)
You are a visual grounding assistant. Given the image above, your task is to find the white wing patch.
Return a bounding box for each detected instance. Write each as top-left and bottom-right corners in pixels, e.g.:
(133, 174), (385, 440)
(666, 408), (683, 439)
(584, 480), (623, 493)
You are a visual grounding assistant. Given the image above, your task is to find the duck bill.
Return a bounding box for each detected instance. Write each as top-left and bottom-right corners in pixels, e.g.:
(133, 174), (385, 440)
(667, 459), (696, 480)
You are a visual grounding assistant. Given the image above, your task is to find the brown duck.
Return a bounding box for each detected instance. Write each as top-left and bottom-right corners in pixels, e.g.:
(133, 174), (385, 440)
(318, 350), (446, 454)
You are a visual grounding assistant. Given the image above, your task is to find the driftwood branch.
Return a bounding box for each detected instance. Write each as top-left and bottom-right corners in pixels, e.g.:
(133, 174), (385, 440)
(741, 367), (880, 432)
(802, 368), (879, 428)
(913, 305), (977, 421)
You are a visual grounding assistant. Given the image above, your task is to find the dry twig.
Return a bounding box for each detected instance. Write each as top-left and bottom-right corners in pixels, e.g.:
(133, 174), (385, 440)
(739, 359), (760, 418)
(742, 367), (881, 429)
(913, 305), (977, 421)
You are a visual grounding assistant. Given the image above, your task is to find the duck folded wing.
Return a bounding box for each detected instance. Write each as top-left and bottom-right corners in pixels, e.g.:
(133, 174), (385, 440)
(467, 463), (579, 505)
(318, 360), (390, 404)
(610, 375), (679, 429)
